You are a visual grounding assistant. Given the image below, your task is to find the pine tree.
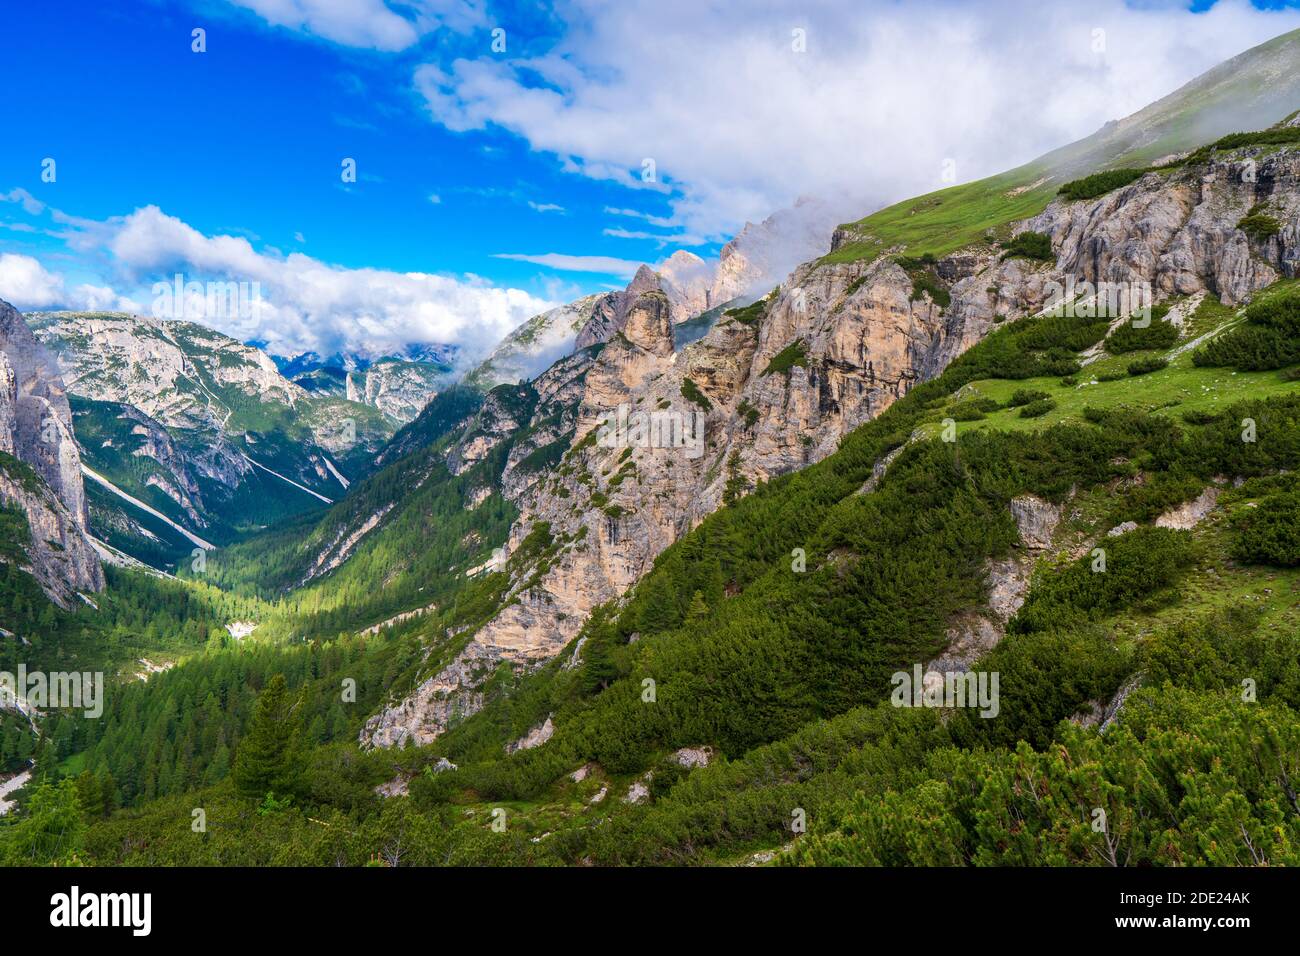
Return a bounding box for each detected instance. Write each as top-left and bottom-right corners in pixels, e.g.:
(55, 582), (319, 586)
(74, 770), (105, 819)
(231, 674), (303, 799)
(686, 590), (709, 622)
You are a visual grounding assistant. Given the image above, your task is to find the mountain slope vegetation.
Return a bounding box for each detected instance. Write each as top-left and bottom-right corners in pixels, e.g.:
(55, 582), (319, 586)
(4, 31), (1300, 867)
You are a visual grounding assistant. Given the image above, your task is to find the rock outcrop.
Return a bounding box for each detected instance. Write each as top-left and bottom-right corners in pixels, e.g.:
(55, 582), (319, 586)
(0, 299), (103, 607)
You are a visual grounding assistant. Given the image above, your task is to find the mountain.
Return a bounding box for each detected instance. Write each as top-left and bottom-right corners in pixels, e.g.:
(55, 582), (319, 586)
(463, 294), (611, 392)
(26, 312), (395, 567)
(464, 203), (843, 397)
(356, 38), (1300, 747)
(5, 28), (1300, 871)
(0, 301), (102, 608)
(273, 346), (458, 424)
(708, 196), (844, 304)
(828, 28), (1300, 267)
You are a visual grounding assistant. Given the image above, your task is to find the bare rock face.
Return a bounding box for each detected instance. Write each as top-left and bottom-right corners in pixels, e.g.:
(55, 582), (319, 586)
(673, 746), (713, 768)
(361, 144), (1300, 749)
(506, 716), (555, 754)
(1033, 150), (1300, 306)
(0, 299), (103, 607)
(709, 197), (842, 305)
(447, 383), (536, 477)
(1009, 495), (1062, 552)
(466, 294), (609, 391)
(28, 311), (391, 529)
(347, 360), (452, 424)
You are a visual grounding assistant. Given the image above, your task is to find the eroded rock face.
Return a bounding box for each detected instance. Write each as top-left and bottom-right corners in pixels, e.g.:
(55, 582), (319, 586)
(1033, 151), (1300, 306)
(347, 360), (451, 424)
(1010, 495), (1062, 552)
(709, 197), (843, 306)
(447, 383), (536, 477)
(1155, 486), (1219, 530)
(361, 145), (1300, 749)
(506, 716), (555, 754)
(27, 311), (391, 541)
(0, 300), (103, 607)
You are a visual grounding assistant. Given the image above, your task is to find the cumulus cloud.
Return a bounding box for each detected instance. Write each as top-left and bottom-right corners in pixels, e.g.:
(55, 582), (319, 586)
(414, 0), (1300, 239)
(0, 253), (131, 311)
(9, 203), (555, 360)
(120, 205), (554, 358)
(0, 253), (68, 308)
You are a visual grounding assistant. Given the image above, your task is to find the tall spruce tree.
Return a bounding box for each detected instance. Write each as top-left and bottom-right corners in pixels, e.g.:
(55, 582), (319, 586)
(232, 674), (303, 799)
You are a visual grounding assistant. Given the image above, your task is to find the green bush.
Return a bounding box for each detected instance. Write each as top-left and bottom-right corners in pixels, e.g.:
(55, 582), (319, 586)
(909, 272), (951, 308)
(1000, 231), (1054, 262)
(762, 339), (810, 377)
(1017, 398), (1056, 418)
(1231, 491), (1300, 566)
(680, 377), (712, 410)
(1011, 526), (1195, 634)
(1005, 388), (1050, 408)
(1238, 212), (1281, 242)
(1127, 356), (1168, 376)
(1105, 318), (1178, 354)
(947, 398), (1000, 421)
(1193, 290), (1300, 371)
(1058, 168), (1148, 201)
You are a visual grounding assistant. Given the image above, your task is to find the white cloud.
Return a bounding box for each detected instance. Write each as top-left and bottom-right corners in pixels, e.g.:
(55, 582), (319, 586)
(0, 253), (130, 312)
(527, 201), (566, 213)
(0, 253), (68, 308)
(605, 207), (675, 229)
(493, 252), (645, 278)
(226, 0), (486, 51)
(14, 204), (554, 360)
(2, 188), (45, 216)
(427, 193), (442, 204)
(603, 227), (705, 246)
(415, 0), (1300, 239)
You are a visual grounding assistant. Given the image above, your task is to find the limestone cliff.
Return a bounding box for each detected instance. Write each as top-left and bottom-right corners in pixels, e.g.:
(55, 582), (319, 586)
(0, 299), (103, 607)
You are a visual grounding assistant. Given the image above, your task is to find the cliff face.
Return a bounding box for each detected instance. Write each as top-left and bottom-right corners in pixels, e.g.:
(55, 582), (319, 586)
(1033, 151), (1300, 305)
(361, 144), (1300, 749)
(0, 299), (103, 607)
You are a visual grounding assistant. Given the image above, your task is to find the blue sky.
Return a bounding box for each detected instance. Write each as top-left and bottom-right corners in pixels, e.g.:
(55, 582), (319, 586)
(2, 0), (1299, 359)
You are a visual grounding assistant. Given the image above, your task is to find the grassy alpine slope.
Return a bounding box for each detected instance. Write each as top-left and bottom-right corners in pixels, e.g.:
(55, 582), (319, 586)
(826, 28), (1300, 266)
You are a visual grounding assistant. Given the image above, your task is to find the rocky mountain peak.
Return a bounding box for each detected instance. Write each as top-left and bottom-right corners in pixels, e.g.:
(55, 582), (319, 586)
(657, 250), (714, 321)
(626, 264), (661, 296)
